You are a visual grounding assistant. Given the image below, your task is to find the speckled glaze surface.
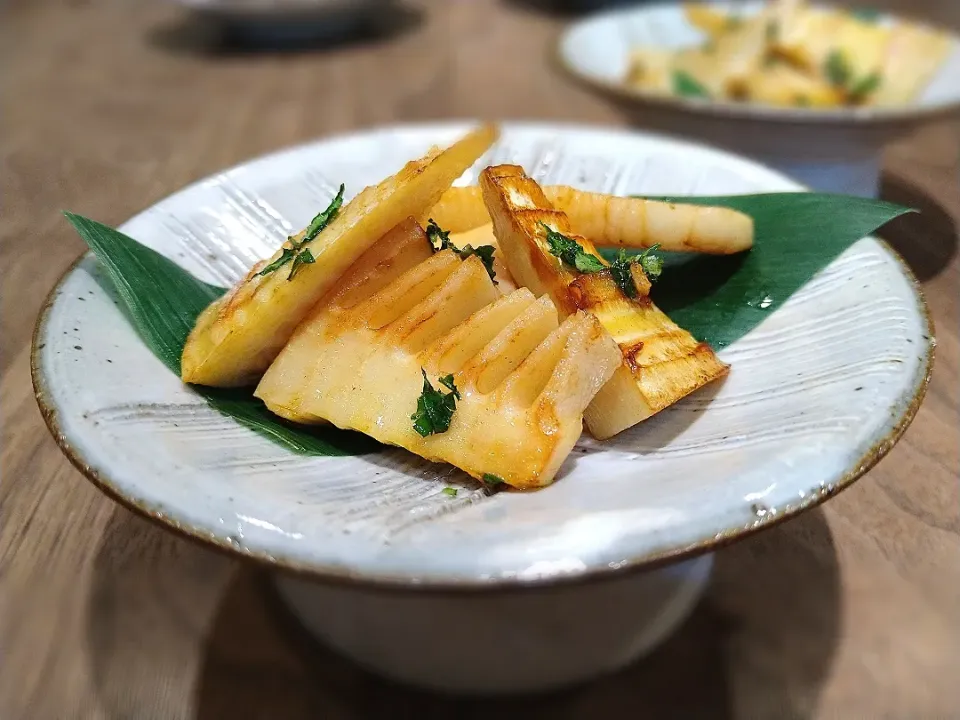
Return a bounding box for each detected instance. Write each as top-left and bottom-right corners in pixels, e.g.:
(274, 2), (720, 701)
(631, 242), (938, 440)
(32, 122), (933, 589)
(555, 3), (960, 196)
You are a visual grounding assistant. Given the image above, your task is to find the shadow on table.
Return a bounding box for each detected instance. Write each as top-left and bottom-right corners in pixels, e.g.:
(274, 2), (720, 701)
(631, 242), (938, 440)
(879, 172), (958, 282)
(147, 3), (423, 57)
(83, 508), (236, 718)
(503, 0), (640, 17)
(80, 501), (839, 718)
(185, 507), (841, 719)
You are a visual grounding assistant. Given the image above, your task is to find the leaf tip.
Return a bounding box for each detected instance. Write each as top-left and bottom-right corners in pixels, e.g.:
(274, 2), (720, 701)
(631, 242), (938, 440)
(62, 210), (97, 233)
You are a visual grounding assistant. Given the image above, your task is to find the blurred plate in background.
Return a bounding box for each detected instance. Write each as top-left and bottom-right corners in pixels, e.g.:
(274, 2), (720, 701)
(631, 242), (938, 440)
(555, 1), (960, 196)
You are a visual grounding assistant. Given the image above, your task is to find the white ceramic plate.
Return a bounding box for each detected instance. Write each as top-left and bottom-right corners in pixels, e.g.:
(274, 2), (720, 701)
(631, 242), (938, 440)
(33, 122), (932, 589)
(557, 1), (960, 124)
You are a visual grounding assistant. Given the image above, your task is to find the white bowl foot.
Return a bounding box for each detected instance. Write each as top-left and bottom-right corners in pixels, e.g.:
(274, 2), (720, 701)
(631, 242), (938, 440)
(272, 554), (713, 696)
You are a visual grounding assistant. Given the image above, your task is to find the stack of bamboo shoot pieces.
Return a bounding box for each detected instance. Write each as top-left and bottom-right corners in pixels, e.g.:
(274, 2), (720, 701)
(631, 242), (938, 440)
(181, 126), (752, 488)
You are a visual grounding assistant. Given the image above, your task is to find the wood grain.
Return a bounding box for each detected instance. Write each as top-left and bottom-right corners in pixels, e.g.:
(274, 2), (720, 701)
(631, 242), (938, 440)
(2, 1), (958, 717)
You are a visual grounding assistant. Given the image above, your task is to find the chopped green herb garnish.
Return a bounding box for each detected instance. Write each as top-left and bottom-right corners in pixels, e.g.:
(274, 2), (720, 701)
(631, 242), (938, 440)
(426, 218), (452, 251)
(542, 222), (583, 266)
(540, 222), (606, 274)
(538, 222), (658, 295)
(824, 50), (852, 88)
(411, 369), (460, 437)
(438, 373), (461, 400)
(442, 487), (458, 497)
(725, 15), (743, 31)
(850, 7), (881, 22)
(288, 247), (315, 279)
(794, 94), (811, 107)
(302, 184), (344, 244)
(574, 252), (606, 273)
(824, 50), (882, 102)
(848, 71), (882, 101)
(426, 218), (497, 284)
(257, 185), (345, 280)
(637, 244), (663, 280)
(765, 20), (779, 43)
(609, 244), (663, 298)
(672, 70), (711, 99)
(482, 473), (505, 486)
(610, 250), (638, 299)
(256, 247), (296, 277)
(458, 244), (497, 284)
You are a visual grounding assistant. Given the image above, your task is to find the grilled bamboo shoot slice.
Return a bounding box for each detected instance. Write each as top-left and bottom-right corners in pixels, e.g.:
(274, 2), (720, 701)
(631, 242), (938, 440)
(181, 124), (499, 387)
(479, 164), (729, 439)
(255, 223), (621, 489)
(428, 185), (754, 254)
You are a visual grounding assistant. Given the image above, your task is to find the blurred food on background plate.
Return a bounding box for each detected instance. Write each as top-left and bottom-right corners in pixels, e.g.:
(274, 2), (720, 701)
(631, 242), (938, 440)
(625, 0), (953, 108)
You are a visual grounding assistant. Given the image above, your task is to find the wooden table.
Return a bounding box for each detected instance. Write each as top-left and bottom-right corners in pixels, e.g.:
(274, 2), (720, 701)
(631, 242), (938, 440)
(3, 1), (958, 717)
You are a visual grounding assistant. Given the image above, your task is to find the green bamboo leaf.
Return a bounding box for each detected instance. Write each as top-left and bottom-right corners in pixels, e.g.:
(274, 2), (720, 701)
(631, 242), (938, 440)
(610, 193), (915, 349)
(63, 212), (379, 456)
(63, 212), (224, 376)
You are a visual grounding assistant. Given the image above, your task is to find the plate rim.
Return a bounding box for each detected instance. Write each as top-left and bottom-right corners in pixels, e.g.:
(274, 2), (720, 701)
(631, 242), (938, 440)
(553, 0), (960, 128)
(31, 122), (936, 593)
